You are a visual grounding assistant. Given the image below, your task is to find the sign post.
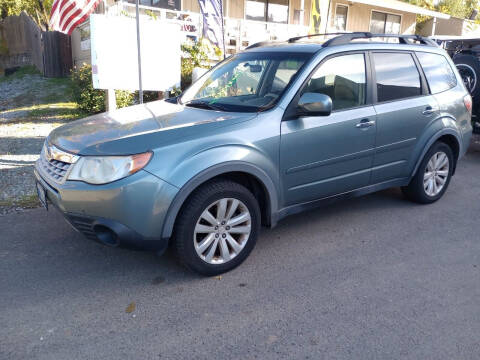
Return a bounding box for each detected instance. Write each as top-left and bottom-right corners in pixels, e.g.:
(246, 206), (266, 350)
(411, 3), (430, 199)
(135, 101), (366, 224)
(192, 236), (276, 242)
(135, 0), (143, 104)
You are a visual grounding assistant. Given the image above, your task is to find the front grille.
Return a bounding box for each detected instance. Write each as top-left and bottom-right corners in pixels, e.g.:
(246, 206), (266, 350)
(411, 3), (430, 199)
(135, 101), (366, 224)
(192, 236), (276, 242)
(36, 142), (78, 185)
(38, 154), (71, 183)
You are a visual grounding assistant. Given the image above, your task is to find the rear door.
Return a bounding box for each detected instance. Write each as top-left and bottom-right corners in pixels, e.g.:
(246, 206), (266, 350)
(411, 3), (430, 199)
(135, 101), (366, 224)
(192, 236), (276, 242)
(370, 51), (439, 183)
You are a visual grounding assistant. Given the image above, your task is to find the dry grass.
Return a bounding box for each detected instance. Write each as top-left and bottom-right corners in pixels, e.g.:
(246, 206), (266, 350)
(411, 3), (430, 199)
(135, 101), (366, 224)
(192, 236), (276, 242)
(0, 194), (40, 208)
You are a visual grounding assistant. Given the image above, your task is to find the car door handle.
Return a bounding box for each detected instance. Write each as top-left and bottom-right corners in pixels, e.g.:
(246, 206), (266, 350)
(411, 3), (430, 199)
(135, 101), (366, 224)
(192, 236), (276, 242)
(422, 106), (436, 116)
(356, 119), (376, 128)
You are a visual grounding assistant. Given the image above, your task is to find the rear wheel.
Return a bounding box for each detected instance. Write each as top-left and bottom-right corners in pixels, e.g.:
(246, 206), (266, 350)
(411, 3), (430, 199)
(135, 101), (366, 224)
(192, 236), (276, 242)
(173, 179), (260, 276)
(402, 142), (454, 204)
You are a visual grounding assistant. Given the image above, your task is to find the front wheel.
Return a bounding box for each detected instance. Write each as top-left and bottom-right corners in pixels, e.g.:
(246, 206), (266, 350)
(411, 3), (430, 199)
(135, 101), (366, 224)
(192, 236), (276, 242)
(173, 179), (261, 276)
(402, 142), (454, 204)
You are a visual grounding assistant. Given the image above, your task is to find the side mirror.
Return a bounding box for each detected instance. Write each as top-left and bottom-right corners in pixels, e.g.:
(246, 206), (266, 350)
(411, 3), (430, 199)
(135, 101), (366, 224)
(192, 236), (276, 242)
(297, 93), (332, 117)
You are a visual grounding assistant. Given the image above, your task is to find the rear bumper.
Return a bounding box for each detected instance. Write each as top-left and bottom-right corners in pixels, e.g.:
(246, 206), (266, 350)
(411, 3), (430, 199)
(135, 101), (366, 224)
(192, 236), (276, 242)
(34, 168), (179, 252)
(460, 124), (473, 158)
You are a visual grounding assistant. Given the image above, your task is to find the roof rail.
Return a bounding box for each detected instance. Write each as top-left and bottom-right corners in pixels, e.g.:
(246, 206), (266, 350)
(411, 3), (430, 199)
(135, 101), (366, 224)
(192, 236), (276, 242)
(287, 32), (353, 43)
(288, 32), (438, 47)
(245, 40), (274, 50)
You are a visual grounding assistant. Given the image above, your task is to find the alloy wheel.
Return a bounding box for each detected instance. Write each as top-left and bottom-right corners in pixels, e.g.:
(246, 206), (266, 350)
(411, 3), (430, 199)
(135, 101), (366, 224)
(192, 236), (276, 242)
(193, 198), (252, 265)
(423, 151), (449, 197)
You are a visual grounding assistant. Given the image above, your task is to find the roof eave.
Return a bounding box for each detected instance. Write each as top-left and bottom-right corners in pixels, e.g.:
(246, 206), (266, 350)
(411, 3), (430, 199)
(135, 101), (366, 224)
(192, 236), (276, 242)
(349, 0), (450, 20)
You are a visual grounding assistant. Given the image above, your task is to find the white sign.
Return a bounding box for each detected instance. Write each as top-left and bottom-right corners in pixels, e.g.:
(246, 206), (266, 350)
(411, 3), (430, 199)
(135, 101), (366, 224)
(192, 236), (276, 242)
(90, 14), (181, 91)
(80, 39), (90, 51)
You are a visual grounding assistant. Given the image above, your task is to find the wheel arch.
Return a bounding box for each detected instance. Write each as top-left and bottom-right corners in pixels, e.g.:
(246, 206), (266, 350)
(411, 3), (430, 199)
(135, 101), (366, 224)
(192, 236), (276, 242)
(411, 129), (461, 178)
(161, 162), (279, 241)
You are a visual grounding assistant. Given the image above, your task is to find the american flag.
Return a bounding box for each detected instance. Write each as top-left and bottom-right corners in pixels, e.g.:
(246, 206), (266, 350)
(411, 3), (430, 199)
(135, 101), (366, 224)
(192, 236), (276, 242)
(49, 0), (101, 35)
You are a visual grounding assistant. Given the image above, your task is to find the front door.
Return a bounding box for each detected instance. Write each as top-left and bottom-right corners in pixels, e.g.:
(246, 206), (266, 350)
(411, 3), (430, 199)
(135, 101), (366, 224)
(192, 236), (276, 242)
(280, 53), (377, 206)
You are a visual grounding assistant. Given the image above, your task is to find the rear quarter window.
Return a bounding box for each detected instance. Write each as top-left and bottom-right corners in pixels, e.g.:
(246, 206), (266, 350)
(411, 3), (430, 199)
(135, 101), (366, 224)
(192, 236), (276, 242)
(372, 52), (422, 103)
(416, 52), (457, 94)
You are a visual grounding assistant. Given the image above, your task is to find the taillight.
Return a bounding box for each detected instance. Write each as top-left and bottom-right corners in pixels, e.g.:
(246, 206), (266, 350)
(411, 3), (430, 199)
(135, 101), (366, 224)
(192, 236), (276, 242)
(464, 94), (473, 115)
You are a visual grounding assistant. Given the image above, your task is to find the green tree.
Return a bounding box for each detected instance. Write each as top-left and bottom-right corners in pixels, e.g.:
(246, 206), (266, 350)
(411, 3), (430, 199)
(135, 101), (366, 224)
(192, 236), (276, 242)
(403, 0), (480, 33)
(438, 0), (479, 18)
(403, 0), (479, 19)
(0, 0), (53, 29)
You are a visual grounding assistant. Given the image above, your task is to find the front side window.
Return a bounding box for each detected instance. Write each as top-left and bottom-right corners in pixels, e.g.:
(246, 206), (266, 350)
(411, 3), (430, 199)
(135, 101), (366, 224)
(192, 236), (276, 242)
(181, 52), (310, 112)
(334, 5), (348, 31)
(373, 52), (421, 102)
(301, 53), (366, 111)
(246, 0), (289, 23)
(370, 11), (401, 34)
(416, 52), (457, 94)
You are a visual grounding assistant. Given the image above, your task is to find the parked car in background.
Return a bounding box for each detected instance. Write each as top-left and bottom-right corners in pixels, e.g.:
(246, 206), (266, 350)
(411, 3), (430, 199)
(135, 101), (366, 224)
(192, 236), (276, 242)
(433, 36), (480, 133)
(35, 32), (472, 276)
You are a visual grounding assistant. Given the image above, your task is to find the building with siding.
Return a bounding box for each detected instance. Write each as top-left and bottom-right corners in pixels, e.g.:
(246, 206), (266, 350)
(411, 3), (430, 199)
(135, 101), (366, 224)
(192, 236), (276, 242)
(72, 0), (450, 66)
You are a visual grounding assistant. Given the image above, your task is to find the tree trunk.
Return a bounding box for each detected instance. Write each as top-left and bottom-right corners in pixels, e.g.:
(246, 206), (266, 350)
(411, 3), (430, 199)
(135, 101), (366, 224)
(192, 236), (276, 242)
(36, 0), (49, 30)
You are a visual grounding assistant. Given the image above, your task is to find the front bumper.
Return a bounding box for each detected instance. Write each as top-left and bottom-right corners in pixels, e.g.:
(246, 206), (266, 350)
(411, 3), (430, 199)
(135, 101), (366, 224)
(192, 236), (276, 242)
(34, 167), (179, 252)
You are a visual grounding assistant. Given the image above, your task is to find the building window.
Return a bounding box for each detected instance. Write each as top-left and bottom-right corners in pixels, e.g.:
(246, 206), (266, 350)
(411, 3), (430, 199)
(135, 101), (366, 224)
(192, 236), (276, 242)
(128, 0), (180, 10)
(334, 4), (348, 31)
(370, 11), (401, 34)
(245, 0), (289, 24)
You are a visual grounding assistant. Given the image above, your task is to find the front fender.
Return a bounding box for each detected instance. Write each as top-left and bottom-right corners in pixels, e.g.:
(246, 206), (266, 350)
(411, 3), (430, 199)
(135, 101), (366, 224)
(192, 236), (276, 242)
(159, 146), (280, 240)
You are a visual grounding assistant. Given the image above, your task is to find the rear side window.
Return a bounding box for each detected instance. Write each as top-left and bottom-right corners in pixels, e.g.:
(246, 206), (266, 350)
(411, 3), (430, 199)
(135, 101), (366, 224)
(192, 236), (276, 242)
(373, 52), (422, 102)
(416, 52), (457, 94)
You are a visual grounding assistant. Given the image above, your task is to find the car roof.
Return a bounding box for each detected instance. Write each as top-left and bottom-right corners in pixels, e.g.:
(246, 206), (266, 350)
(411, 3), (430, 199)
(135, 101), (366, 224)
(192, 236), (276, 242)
(243, 32), (441, 55)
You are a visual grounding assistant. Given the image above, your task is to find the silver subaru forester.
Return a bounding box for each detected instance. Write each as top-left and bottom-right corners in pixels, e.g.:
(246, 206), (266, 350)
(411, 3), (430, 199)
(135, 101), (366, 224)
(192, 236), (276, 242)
(35, 33), (472, 275)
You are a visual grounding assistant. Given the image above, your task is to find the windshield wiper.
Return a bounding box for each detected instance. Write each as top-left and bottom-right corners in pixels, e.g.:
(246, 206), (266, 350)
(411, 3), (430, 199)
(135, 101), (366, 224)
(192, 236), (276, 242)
(184, 100), (225, 111)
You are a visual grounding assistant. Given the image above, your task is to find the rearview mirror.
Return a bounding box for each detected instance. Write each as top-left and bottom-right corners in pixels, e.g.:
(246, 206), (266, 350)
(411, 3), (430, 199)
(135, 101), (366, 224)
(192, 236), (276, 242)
(297, 93), (332, 117)
(249, 64), (263, 73)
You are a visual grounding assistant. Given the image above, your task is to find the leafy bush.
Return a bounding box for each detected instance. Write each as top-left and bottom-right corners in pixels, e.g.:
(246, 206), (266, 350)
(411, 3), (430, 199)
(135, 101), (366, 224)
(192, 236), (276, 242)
(71, 64), (105, 113)
(181, 38), (221, 89)
(142, 91), (160, 103)
(71, 62), (187, 114)
(71, 64), (134, 114)
(115, 90), (135, 109)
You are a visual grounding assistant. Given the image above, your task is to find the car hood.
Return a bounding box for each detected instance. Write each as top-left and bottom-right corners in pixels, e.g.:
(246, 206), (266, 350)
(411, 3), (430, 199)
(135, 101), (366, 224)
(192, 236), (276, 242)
(48, 100), (256, 156)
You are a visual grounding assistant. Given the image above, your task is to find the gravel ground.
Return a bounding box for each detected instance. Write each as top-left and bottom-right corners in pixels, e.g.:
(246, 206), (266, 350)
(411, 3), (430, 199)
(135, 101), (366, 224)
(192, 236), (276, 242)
(0, 74), (74, 215)
(0, 74), (66, 111)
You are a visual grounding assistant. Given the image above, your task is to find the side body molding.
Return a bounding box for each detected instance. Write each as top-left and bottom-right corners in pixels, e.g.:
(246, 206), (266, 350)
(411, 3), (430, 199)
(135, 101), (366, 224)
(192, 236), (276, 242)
(160, 161), (280, 241)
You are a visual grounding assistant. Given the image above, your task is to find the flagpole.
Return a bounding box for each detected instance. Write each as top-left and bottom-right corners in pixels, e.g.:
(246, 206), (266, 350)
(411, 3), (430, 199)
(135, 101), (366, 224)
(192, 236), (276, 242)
(135, 0), (143, 104)
(220, 0), (226, 59)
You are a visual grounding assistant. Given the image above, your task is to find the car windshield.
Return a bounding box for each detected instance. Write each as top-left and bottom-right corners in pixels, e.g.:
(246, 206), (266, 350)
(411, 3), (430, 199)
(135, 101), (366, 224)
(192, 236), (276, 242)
(180, 52), (312, 112)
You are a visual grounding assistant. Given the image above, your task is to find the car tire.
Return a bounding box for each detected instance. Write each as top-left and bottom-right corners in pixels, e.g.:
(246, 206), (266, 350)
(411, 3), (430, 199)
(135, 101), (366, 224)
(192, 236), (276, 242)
(453, 54), (480, 99)
(402, 142), (454, 204)
(454, 55), (480, 133)
(173, 179), (261, 276)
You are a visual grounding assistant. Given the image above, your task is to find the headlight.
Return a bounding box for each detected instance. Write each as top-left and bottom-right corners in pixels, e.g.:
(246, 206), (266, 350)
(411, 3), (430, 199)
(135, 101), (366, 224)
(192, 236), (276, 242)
(67, 152), (152, 184)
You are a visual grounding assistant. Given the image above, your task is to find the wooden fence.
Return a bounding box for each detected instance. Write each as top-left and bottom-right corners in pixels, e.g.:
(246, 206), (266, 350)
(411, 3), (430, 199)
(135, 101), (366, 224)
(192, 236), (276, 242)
(43, 31), (72, 77)
(0, 12), (72, 77)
